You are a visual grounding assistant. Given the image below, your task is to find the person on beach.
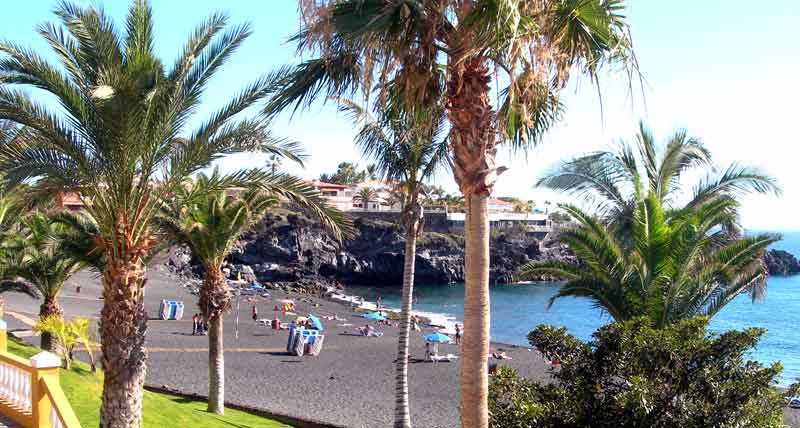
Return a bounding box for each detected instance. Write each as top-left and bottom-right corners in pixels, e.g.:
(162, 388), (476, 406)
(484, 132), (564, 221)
(455, 324), (461, 344)
(376, 296), (382, 310)
(191, 313), (199, 335)
(251, 304), (258, 321)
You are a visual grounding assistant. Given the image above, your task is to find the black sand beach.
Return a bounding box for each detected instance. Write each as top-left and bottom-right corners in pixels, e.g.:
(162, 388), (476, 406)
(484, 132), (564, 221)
(1, 266), (550, 428)
(2, 265), (798, 428)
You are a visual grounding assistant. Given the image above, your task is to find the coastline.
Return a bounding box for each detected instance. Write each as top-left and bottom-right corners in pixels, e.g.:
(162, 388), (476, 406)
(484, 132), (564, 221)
(1, 268), (798, 427)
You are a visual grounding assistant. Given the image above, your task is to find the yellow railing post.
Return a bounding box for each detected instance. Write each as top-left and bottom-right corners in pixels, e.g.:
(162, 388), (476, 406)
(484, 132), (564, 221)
(30, 352), (61, 428)
(0, 319), (7, 353)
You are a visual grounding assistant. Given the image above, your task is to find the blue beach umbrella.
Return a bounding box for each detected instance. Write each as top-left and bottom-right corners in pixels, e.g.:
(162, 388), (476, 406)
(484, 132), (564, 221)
(362, 311), (386, 321)
(308, 314), (324, 331)
(423, 332), (452, 343)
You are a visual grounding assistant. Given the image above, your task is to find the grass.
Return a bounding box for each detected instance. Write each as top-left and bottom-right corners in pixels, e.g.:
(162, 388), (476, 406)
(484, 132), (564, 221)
(6, 337), (291, 428)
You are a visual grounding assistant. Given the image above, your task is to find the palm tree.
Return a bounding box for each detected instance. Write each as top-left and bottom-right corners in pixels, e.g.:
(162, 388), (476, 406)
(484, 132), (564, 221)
(354, 187), (378, 211)
(159, 169), (346, 414)
(537, 121), (779, 237)
(270, 4), (634, 425)
(518, 197), (778, 328)
(512, 200), (534, 214)
(366, 163), (378, 180)
(266, 154), (282, 174)
(339, 98), (448, 427)
(522, 124), (781, 327)
(0, 2), (302, 425)
(1, 213), (84, 351)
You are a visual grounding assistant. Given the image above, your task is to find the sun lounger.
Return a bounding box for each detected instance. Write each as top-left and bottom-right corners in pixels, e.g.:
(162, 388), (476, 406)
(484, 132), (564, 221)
(429, 354), (458, 363)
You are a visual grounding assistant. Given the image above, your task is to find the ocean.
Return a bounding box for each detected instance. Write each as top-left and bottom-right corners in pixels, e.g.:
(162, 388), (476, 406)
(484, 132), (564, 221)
(349, 230), (800, 385)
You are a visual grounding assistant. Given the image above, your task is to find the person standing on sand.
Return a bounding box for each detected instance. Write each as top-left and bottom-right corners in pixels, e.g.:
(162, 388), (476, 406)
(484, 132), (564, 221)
(376, 296), (382, 311)
(455, 324), (461, 345)
(251, 304), (258, 322)
(191, 313), (199, 335)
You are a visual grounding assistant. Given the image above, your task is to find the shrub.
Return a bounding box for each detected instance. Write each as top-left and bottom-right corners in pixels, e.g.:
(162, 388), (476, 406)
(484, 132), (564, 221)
(489, 317), (785, 428)
(34, 316), (96, 371)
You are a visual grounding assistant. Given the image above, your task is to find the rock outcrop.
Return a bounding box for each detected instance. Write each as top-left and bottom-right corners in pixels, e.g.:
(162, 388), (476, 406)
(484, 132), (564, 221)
(764, 249), (800, 276)
(165, 209), (800, 290)
(167, 209), (576, 288)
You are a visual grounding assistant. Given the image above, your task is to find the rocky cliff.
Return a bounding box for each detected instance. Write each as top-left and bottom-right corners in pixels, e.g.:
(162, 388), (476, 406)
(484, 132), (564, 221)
(764, 249), (800, 276)
(167, 208), (575, 288)
(166, 209), (800, 290)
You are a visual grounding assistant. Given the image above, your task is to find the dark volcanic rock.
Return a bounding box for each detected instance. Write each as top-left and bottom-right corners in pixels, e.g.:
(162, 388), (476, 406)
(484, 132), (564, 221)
(764, 249), (800, 276)
(168, 208), (576, 288)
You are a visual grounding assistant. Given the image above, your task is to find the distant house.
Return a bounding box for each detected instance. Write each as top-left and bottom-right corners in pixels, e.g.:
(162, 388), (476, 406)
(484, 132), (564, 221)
(54, 192), (85, 211)
(447, 212), (553, 234)
(488, 198), (515, 213)
(309, 180), (356, 211)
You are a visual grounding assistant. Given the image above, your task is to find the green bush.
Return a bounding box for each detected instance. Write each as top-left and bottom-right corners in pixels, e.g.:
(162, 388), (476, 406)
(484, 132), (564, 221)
(489, 317), (785, 428)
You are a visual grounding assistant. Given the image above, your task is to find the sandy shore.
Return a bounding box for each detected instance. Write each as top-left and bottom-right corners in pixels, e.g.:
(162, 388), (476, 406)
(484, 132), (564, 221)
(2, 264), (798, 428)
(2, 266), (549, 428)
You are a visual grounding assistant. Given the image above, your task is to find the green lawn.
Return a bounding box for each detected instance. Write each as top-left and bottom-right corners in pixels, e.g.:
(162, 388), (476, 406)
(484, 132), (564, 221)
(6, 337), (291, 428)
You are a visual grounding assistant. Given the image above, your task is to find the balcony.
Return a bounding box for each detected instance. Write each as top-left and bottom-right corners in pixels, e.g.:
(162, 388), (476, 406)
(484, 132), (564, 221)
(0, 321), (80, 428)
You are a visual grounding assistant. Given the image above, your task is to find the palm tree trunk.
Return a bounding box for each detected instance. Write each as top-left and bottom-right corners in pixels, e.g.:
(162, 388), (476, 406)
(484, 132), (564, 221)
(208, 314), (224, 414)
(447, 54), (496, 428)
(39, 297), (64, 352)
(394, 203), (421, 428)
(200, 267), (230, 415)
(461, 194), (491, 428)
(99, 257), (148, 428)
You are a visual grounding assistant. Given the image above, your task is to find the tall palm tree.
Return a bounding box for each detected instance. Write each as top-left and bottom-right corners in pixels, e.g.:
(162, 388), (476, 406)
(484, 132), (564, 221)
(339, 98), (449, 428)
(1, 213), (85, 351)
(354, 187), (378, 211)
(159, 169), (347, 415)
(537, 121), (779, 237)
(518, 197), (778, 328)
(0, 2), (302, 426)
(269, 3), (634, 425)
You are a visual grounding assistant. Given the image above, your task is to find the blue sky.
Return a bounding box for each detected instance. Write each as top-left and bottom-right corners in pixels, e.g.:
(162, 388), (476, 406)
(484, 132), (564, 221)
(2, 1), (799, 229)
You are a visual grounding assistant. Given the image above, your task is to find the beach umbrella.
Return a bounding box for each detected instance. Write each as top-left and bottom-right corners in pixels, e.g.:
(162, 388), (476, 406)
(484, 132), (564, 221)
(423, 332), (452, 343)
(295, 316), (308, 323)
(362, 311), (386, 321)
(276, 299), (294, 304)
(308, 314), (324, 331)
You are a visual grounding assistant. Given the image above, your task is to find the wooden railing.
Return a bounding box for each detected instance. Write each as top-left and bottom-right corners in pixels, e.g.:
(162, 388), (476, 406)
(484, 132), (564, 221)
(0, 320), (81, 428)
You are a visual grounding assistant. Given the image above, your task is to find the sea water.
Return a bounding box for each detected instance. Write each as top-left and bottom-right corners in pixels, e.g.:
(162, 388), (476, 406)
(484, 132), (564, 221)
(348, 230), (800, 385)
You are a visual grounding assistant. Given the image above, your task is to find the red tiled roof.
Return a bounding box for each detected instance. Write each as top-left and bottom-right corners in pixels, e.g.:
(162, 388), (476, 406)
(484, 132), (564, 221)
(488, 198), (514, 206)
(310, 181), (348, 189)
(56, 192), (83, 205)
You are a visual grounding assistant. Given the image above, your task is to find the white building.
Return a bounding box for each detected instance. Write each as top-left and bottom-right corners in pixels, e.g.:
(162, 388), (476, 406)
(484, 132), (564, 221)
(446, 212), (553, 233)
(309, 180), (356, 212)
(487, 198), (515, 213)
